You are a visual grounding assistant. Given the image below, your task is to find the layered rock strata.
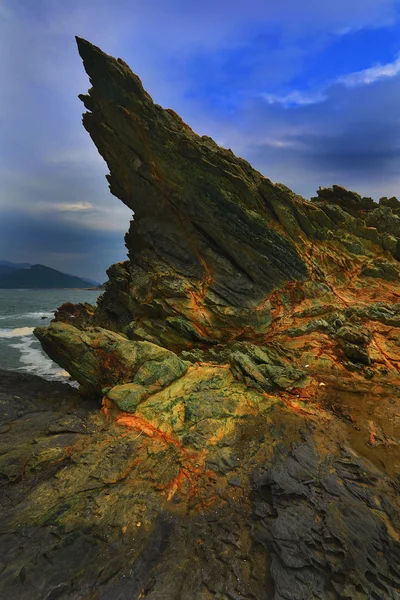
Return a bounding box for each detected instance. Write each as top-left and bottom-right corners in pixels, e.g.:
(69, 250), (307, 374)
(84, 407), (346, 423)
(2, 37), (397, 599)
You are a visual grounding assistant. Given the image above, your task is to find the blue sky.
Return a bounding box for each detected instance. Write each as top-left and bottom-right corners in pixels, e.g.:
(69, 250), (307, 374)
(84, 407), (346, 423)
(1, 0), (400, 280)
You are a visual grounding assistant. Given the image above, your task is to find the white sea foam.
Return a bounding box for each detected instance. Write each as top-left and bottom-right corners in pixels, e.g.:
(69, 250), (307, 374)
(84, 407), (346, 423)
(0, 325), (75, 385)
(10, 334), (76, 385)
(0, 327), (35, 338)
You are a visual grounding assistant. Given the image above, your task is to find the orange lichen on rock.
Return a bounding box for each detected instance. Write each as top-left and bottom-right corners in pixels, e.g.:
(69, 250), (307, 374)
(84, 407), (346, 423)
(115, 412), (215, 501)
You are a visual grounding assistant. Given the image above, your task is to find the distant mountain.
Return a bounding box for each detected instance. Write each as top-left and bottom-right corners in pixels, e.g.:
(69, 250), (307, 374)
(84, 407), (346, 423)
(0, 264), (98, 289)
(0, 265), (19, 275)
(79, 277), (100, 286)
(63, 273), (100, 286)
(0, 260), (32, 269)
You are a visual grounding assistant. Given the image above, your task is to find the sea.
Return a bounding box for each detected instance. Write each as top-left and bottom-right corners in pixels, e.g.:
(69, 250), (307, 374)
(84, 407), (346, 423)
(0, 289), (101, 385)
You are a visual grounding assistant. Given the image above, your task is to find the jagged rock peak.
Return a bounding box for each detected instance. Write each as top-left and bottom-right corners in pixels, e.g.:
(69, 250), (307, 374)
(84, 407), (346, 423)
(73, 37), (314, 348)
(36, 38), (400, 357)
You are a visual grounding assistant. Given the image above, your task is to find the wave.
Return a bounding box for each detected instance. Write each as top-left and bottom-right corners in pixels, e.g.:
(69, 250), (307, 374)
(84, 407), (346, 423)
(9, 335), (77, 386)
(0, 311), (54, 321)
(0, 327), (35, 338)
(0, 326), (77, 386)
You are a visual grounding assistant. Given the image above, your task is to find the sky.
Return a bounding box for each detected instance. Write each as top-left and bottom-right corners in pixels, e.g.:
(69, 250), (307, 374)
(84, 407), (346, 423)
(1, 0), (400, 281)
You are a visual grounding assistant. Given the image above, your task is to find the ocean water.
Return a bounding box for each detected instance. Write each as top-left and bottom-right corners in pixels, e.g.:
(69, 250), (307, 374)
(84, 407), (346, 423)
(0, 289), (101, 384)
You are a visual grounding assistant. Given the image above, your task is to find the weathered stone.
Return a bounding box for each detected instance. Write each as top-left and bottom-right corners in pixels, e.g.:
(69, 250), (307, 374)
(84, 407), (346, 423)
(71, 38), (312, 350)
(35, 40), (400, 368)
(311, 185), (377, 212)
(336, 324), (372, 346)
(252, 444), (400, 600)
(106, 382), (152, 411)
(15, 38), (400, 600)
(367, 206), (400, 236)
(53, 302), (95, 327)
(361, 260), (400, 281)
(336, 324), (372, 364)
(35, 322), (189, 392)
(380, 196), (400, 210)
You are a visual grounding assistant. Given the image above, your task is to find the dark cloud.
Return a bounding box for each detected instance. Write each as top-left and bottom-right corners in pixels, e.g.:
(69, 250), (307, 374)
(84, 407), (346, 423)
(234, 75), (400, 198)
(302, 128), (400, 174)
(0, 211), (128, 282)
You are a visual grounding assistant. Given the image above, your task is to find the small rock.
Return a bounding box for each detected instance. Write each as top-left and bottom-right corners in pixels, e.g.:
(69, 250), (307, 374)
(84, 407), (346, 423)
(364, 368), (375, 380)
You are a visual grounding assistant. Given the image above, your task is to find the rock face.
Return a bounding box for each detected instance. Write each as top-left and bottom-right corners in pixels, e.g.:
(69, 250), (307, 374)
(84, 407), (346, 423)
(2, 37), (398, 599)
(37, 321), (190, 395)
(71, 38), (313, 347)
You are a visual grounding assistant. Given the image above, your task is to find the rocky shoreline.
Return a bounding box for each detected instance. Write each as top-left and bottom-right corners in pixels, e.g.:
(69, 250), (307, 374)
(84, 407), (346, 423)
(0, 365), (399, 599)
(1, 36), (400, 599)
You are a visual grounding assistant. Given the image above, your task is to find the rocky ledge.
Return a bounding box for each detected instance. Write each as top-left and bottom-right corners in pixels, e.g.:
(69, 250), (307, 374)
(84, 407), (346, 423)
(1, 38), (399, 599)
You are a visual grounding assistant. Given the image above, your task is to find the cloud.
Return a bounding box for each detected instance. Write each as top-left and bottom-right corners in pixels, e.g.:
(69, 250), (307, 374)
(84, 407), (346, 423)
(338, 54), (400, 86)
(0, 164), (131, 233)
(237, 70), (400, 199)
(45, 143), (106, 168)
(262, 90), (327, 107)
(56, 202), (93, 211)
(258, 51), (400, 108)
(0, 210), (127, 281)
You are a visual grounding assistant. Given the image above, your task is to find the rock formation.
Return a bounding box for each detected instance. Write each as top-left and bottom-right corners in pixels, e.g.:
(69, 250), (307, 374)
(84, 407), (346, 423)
(1, 38), (399, 599)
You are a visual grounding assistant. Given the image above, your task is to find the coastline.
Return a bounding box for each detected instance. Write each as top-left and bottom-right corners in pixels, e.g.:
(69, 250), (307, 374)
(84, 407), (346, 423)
(0, 289), (101, 381)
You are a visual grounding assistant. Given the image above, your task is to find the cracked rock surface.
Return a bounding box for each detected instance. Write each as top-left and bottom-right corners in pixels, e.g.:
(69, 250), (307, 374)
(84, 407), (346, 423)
(1, 38), (400, 599)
